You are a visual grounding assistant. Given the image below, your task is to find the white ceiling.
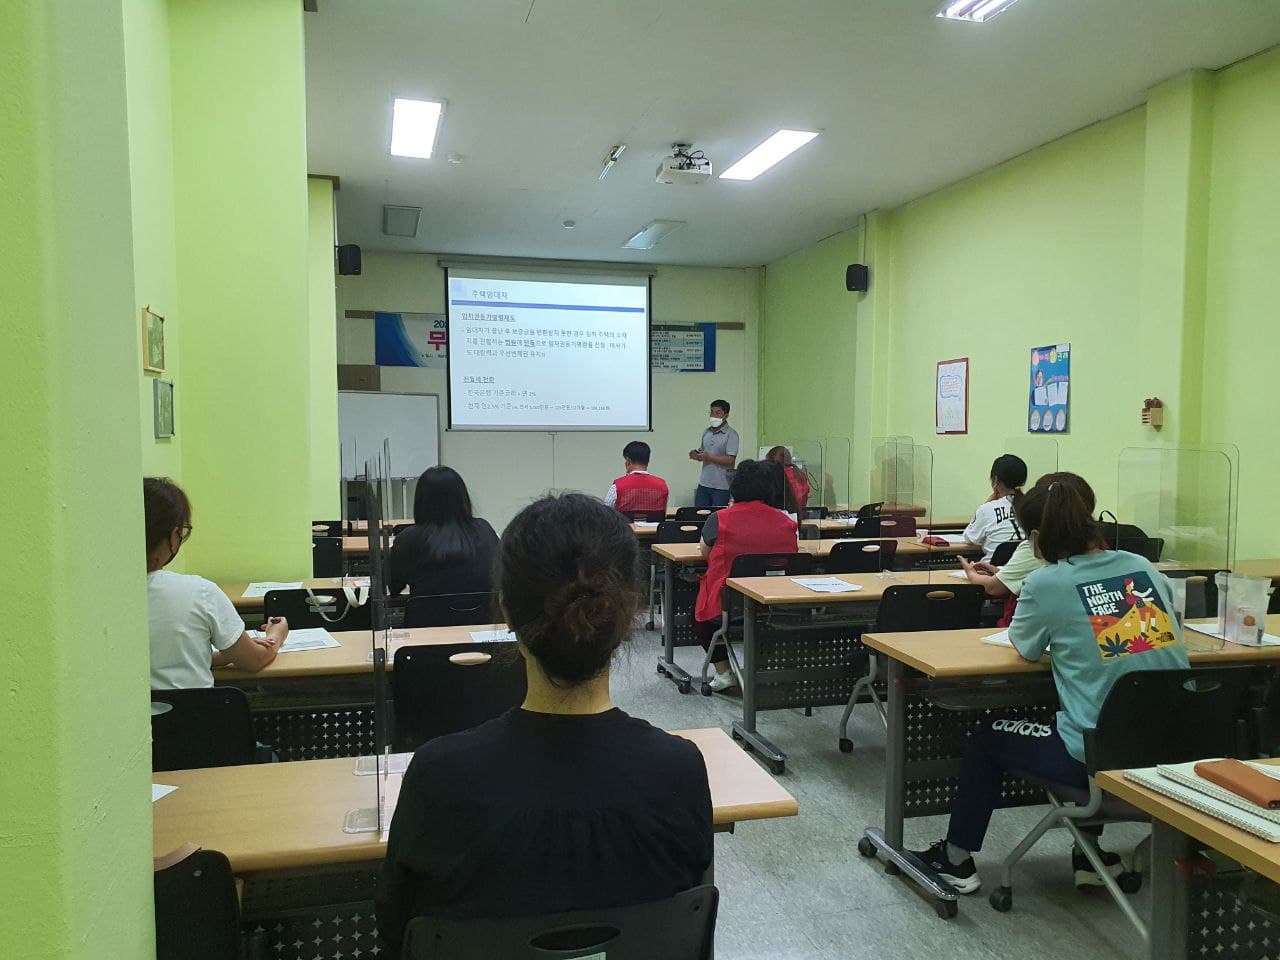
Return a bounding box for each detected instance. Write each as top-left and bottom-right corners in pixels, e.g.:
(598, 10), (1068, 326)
(304, 0), (1280, 268)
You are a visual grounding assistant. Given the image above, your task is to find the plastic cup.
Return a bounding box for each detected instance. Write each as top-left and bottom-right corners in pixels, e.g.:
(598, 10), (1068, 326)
(1225, 574), (1270, 646)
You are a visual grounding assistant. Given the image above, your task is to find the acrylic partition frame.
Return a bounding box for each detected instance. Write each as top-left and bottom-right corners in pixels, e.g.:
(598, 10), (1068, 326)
(761, 439), (825, 513)
(823, 436), (853, 514)
(1114, 446), (1237, 572)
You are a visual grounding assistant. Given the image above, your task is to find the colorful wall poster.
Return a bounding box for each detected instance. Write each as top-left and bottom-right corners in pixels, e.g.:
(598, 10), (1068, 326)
(1028, 343), (1070, 433)
(374, 312), (448, 368)
(935, 357), (969, 435)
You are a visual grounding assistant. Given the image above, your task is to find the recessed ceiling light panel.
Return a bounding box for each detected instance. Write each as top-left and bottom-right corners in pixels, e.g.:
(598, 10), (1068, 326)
(622, 220), (686, 250)
(937, 0), (1021, 23)
(719, 130), (819, 181)
(390, 97), (444, 159)
(382, 205), (422, 237)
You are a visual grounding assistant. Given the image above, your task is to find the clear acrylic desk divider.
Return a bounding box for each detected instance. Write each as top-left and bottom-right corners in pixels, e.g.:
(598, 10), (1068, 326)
(823, 436), (853, 515)
(1000, 435), (1060, 490)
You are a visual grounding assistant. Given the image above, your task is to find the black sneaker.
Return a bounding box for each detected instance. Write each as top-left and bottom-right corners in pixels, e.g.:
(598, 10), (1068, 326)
(912, 840), (981, 894)
(1072, 844), (1123, 889)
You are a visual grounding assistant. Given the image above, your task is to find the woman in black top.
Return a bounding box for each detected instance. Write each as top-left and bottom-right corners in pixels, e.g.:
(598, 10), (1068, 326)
(385, 466), (499, 597)
(376, 493), (713, 950)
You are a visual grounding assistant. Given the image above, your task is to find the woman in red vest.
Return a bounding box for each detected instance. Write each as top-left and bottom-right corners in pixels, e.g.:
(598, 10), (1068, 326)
(766, 445), (810, 514)
(604, 441), (669, 515)
(694, 460), (798, 692)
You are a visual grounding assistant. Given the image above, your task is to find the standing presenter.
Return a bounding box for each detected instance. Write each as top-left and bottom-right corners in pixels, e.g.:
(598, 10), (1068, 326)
(689, 399), (739, 508)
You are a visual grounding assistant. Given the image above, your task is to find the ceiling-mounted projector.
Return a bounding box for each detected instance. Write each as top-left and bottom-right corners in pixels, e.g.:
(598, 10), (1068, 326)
(656, 144), (712, 185)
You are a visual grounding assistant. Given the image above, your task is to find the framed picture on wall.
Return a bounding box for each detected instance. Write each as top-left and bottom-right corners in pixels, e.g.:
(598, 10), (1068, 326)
(142, 306), (166, 374)
(153, 379), (175, 439)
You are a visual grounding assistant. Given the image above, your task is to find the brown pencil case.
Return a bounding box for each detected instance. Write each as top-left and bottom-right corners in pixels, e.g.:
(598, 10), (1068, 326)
(1194, 759), (1280, 809)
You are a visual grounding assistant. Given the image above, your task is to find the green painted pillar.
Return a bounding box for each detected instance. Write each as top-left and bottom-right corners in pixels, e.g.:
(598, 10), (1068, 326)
(308, 178), (340, 520)
(0, 2), (155, 957)
(170, 0), (313, 581)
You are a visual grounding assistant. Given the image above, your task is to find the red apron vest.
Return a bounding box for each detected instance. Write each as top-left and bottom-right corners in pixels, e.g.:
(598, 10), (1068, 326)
(614, 472), (670, 513)
(695, 501), (798, 623)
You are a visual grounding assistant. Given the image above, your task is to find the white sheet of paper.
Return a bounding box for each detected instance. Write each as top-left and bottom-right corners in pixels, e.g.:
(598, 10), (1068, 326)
(470, 629), (517, 643)
(152, 784), (178, 803)
(633, 522), (659, 530)
(947, 570), (969, 580)
(1188, 623), (1280, 646)
(981, 630), (1013, 647)
(241, 581), (304, 599)
(354, 753), (413, 776)
(277, 628), (341, 653)
(792, 577), (864, 594)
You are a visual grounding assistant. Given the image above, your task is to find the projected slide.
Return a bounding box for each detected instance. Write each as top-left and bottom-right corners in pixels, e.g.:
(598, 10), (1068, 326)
(447, 269), (651, 430)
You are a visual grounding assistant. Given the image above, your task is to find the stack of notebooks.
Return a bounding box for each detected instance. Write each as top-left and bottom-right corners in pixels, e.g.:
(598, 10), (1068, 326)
(1125, 759), (1280, 841)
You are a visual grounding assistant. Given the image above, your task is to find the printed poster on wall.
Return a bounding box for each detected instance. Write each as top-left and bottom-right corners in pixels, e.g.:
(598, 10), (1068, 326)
(1028, 343), (1070, 434)
(374, 312), (448, 368)
(651, 323), (716, 372)
(935, 357), (969, 435)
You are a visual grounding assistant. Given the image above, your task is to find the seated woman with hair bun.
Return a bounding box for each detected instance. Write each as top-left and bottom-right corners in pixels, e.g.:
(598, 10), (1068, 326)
(376, 493), (713, 949)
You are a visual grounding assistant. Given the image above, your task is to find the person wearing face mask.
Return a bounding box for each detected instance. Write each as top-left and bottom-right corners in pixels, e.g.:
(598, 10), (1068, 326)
(143, 477), (288, 688)
(689, 399), (739, 508)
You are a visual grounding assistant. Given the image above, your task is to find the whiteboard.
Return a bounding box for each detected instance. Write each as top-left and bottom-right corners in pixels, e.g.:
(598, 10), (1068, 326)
(338, 391), (440, 479)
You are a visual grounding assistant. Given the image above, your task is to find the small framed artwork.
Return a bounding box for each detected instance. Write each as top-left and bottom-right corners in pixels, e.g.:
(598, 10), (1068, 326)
(142, 306), (166, 374)
(153, 379), (175, 439)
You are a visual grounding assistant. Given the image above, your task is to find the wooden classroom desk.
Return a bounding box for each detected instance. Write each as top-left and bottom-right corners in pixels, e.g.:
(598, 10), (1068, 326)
(1233, 558), (1280, 582)
(807, 516), (971, 535)
(214, 624), (509, 681)
(220, 578), (346, 613)
(652, 538), (975, 567)
(152, 728), (798, 874)
(1097, 760), (1280, 959)
(728, 569), (954, 606)
(857, 616), (1280, 921)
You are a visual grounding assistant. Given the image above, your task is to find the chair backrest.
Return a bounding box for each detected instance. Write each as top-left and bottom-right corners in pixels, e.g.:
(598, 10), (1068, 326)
(989, 539), (1021, 568)
(264, 587), (371, 631)
(1083, 667), (1254, 775)
(1163, 568), (1225, 620)
(856, 501), (884, 520)
(403, 592), (498, 628)
(312, 535), (344, 577)
(727, 552), (814, 579)
(878, 515), (917, 538)
(154, 848), (241, 960)
(673, 506), (723, 521)
(1097, 511), (1162, 562)
(402, 885), (718, 960)
(312, 519), (342, 537)
(623, 509), (668, 523)
(849, 516), (881, 538)
(799, 506), (828, 521)
(391, 642), (528, 751)
(656, 520), (705, 544)
(150, 687), (257, 772)
(825, 539), (898, 574)
(875, 584), (986, 633)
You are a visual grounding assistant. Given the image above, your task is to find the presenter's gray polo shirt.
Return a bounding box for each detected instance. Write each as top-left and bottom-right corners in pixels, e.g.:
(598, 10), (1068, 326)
(698, 424), (740, 490)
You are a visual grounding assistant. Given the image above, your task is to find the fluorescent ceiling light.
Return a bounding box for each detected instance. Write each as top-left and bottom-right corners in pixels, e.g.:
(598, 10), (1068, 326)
(382, 205), (422, 237)
(622, 220), (685, 250)
(937, 0), (1021, 23)
(390, 98), (444, 159)
(720, 130), (819, 181)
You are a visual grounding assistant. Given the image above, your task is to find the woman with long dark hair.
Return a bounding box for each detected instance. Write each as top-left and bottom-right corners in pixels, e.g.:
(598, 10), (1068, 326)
(385, 466), (499, 596)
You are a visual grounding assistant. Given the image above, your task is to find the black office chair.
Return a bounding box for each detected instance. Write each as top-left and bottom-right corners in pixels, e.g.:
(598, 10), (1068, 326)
(154, 847), (248, 960)
(878, 515), (917, 538)
(312, 535), (344, 577)
(655, 520), (705, 543)
(848, 515), (882, 538)
(403, 592), (497, 628)
(1098, 511), (1163, 562)
(622, 508), (668, 523)
(1163, 568), (1225, 620)
(151, 687), (258, 771)
(800, 506), (829, 521)
(391, 641), (528, 751)
(856, 501), (884, 520)
(989, 539), (1021, 567)
(990, 667), (1256, 937)
(264, 587), (371, 631)
(838, 584), (985, 751)
(312, 519), (343, 538)
(673, 506), (722, 522)
(825, 539), (898, 574)
(402, 885), (718, 960)
(699, 552), (816, 694)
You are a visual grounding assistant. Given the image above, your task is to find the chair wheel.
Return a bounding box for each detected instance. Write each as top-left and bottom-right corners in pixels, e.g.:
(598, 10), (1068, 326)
(656, 664), (665, 675)
(645, 621), (655, 631)
(838, 738), (854, 754)
(1118, 871), (1142, 894)
(935, 899), (958, 920)
(700, 682), (712, 696)
(857, 836), (877, 858)
(989, 887), (1012, 912)
(765, 758), (785, 775)
(730, 727), (743, 741)
(677, 679), (692, 695)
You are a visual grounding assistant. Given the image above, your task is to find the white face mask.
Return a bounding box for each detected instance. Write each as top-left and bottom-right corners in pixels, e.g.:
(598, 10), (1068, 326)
(709, 417), (724, 428)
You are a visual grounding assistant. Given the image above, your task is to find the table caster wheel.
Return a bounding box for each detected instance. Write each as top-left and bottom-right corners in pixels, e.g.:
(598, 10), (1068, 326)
(884, 861), (900, 876)
(1118, 871), (1142, 894)
(838, 738), (854, 754)
(936, 899), (958, 920)
(765, 758), (785, 775)
(989, 887), (1012, 913)
(677, 679), (692, 695)
(857, 837), (877, 858)
(700, 682), (712, 696)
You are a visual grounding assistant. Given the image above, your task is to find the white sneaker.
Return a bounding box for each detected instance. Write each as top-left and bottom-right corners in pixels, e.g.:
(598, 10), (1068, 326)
(709, 671), (738, 692)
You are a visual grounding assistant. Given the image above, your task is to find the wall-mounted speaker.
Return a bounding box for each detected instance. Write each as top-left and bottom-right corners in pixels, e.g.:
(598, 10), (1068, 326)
(337, 244), (362, 276)
(846, 263), (869, 293)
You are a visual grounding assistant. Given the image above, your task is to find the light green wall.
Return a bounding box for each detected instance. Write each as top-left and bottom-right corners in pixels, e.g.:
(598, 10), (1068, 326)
(759, 227), (862, 449)
(170, 0), (314, 581)
(124, 0), (181, 481)
(1, 2), (154, 957)
(308, 178), (340, 519)
(1202, 48), (1280, 560)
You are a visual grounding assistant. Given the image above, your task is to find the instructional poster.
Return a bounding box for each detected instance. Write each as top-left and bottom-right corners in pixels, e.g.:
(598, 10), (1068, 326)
(935, 357), (969, 435)
(1028, 343), (1070, 434)
(651, 323), (716, 372)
